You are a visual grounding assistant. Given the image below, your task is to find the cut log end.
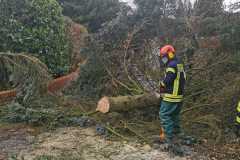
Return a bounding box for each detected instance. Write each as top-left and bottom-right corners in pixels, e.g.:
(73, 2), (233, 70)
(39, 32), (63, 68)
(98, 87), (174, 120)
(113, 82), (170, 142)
(96, 96), (110, 113)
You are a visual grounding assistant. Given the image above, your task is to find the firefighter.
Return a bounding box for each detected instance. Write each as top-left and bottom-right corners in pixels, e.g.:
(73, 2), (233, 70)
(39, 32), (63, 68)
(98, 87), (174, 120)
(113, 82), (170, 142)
(158, 45), (186, 146)
(236, 101), (240, 137)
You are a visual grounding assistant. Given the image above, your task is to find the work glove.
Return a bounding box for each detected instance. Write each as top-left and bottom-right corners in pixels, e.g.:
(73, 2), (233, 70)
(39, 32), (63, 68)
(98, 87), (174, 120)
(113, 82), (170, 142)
(160, 81), (166, 93)
(160, 86), (165, 93)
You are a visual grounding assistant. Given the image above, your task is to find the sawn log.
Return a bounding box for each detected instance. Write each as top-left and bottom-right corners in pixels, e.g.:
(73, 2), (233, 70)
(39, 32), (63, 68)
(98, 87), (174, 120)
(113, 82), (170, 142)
(96, 93), (160, 113)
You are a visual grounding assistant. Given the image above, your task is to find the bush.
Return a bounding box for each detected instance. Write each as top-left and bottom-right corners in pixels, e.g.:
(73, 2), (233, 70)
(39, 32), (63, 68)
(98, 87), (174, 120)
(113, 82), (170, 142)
(0, 0), (70, 75)
(58, 0), (122, 32)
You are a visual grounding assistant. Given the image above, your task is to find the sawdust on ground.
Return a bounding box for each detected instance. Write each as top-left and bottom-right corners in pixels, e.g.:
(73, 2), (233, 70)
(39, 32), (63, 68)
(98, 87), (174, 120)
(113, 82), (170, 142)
(18, 127), (204, 160)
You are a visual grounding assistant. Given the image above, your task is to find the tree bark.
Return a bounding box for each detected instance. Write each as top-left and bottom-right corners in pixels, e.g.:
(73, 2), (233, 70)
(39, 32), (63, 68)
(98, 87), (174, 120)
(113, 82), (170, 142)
(96, 93), (160, 113)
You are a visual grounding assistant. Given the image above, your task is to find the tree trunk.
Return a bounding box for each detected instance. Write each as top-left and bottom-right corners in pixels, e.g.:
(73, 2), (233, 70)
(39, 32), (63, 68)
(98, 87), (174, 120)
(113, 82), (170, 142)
(96, 93), (160, 113)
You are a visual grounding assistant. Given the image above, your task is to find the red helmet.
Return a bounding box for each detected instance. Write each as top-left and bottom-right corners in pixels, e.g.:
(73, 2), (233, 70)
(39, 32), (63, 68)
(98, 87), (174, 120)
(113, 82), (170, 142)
(160, 45), (175, 57)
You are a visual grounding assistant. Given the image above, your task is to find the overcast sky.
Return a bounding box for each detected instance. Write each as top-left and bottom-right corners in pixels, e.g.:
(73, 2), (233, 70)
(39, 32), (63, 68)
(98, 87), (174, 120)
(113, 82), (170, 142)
(120, 0), (240, 10)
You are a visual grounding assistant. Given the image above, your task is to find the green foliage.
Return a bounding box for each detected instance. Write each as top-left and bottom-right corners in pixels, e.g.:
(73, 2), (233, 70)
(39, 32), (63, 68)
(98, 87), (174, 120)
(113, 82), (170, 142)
(66, 4), (132, 97)
(194, 0), (224, 17)
(220, 15), (240, 51)
(132, 0), (189, 43)
(58, 0), (122, 32)
(67, 43), (107, 98)
(0, 0), (70, 75)
(134, 0), (177, 18)
(1, 102), (59, 126)
(0, 53), (51, 105)
(198, 17), (222, 36)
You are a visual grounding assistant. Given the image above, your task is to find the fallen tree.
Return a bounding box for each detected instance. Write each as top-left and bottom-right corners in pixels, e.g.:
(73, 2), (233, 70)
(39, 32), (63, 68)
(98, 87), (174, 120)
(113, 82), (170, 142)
(0, 53), (87, 104)
(96, 93), (160, 113)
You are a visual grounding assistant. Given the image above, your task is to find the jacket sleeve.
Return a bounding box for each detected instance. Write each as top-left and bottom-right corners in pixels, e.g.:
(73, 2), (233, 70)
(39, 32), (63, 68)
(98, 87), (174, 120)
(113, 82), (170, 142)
(161, 67), (176, 87)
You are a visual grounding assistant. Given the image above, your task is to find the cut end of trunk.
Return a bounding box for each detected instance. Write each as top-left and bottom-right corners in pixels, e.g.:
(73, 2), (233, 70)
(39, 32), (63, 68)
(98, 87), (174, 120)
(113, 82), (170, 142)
(96, 96), (110, 113)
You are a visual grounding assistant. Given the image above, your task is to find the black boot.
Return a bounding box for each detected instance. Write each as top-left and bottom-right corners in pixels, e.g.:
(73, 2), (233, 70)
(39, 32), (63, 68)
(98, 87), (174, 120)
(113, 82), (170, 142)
(175, 132), (197, 145)
(161, 138), (184, 157)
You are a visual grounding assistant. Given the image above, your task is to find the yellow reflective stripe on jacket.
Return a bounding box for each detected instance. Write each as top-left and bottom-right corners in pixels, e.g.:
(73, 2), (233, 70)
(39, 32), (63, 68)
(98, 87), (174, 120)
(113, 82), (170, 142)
(166, 67), (176, 73)
(173, 72), (180, 95)
(237, 102), (240, 112)
(177, 64), (184, 72)
(173, 64), (183, 95)
(163, 97), (183, 102)
(237, 116), (240, 124)
(164, 94), (183, 99)
(163, 94), (183, 102)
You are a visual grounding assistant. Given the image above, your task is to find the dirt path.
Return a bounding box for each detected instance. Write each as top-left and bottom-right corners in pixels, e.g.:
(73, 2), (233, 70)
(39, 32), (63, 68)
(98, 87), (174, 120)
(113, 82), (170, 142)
(17, 127), (205, 160)
(0, 123), (239, 160)
(0, 123), (37, 159)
